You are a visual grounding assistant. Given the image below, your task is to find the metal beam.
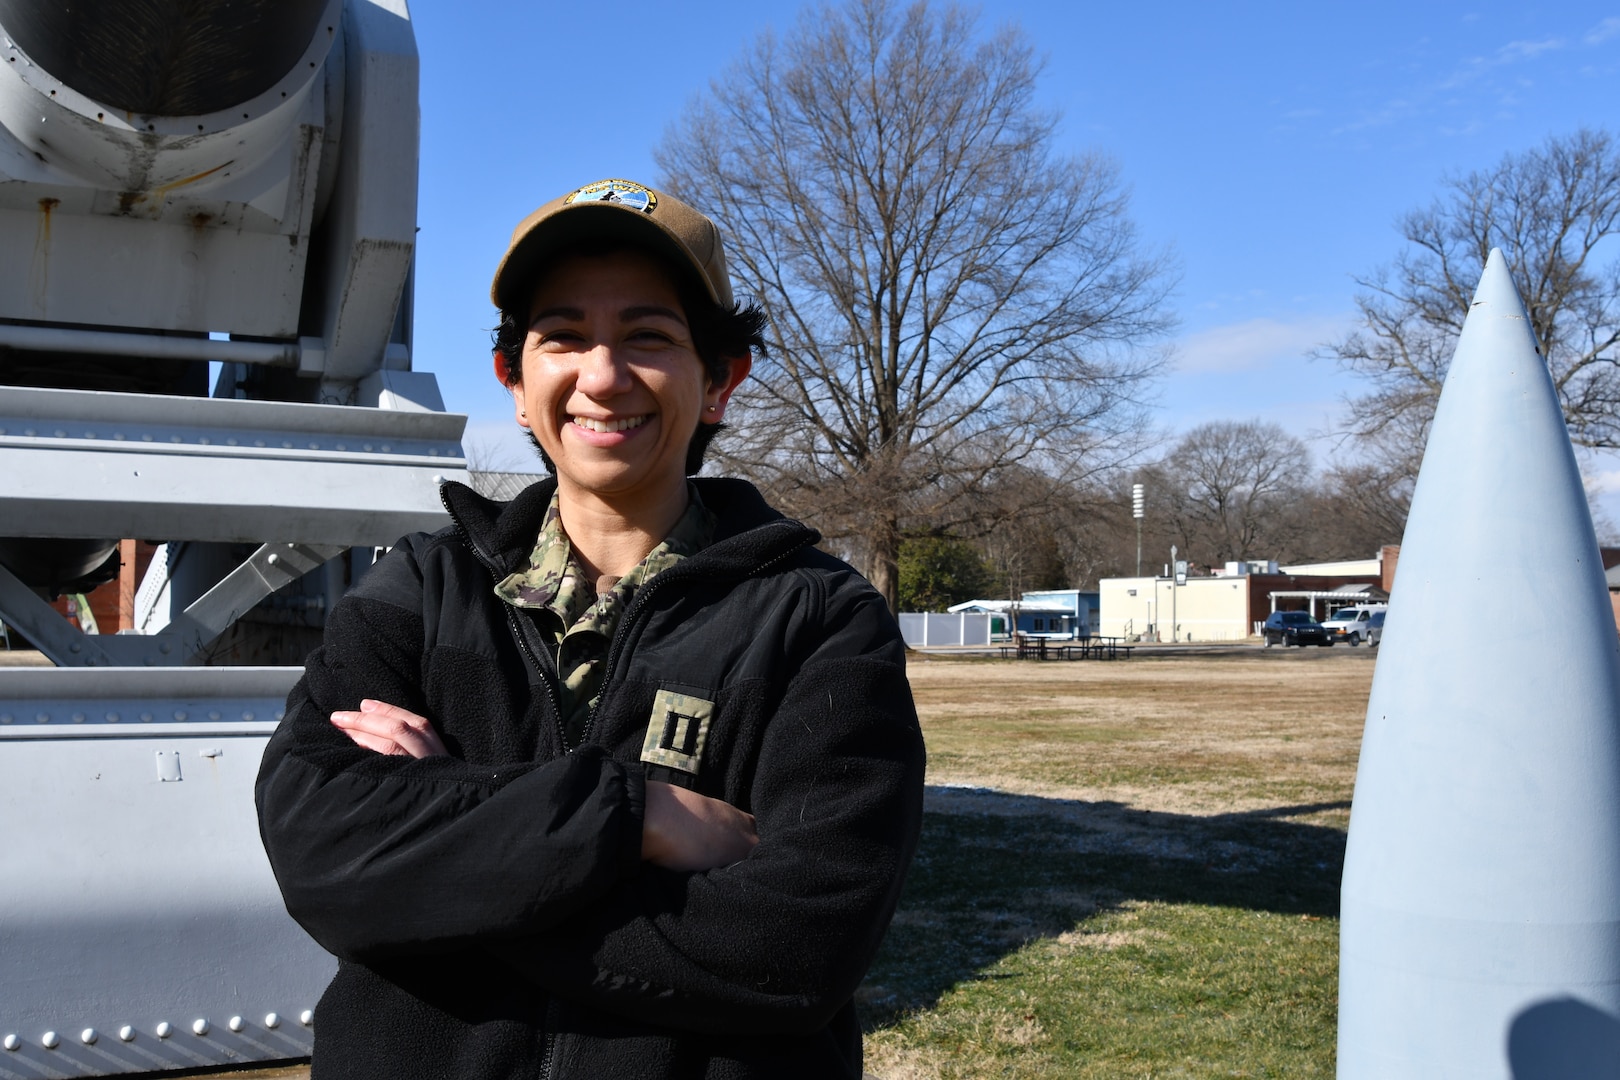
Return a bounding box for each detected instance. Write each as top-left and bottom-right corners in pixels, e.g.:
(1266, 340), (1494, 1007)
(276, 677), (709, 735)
(0, 560), (112, 666)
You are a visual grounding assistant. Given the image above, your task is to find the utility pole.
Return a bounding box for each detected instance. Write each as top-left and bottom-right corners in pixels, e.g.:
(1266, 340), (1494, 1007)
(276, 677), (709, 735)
(1132, 483), (1144, 578)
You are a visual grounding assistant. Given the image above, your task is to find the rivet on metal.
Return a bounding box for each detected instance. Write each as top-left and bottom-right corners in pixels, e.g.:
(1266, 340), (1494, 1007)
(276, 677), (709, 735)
(155, 1022), (172, 1039)
(201, 747), (222, 758)
(242, 710), (255, 721)
(266, 553), (280, 566)
(80, 1028), (96, 1045)
(68, 642), (81, 653)
(0, 714), (11, 724)
(118, 1026), (134, 1042)
(2, 1034), (18, 1050)
(158, 641), (172, 654)
(71, 712), (85, 723)
(41, 1031), (59, 1049)
(35, 712), (48, 723)
(208, 710), (221, 720)
(264, 1013), (280, 1029)
(173, 710), (187, 720)
(106, 712), (119, 722)
(228, 1016), (244, 1033)
(140, 712), (154, 722)
(192, 1018), (209, 1036)
(299, 1010), (313, 1026)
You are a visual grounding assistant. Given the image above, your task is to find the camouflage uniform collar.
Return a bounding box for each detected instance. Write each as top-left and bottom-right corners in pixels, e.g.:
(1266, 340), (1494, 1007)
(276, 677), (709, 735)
(493, 485), (716, 612)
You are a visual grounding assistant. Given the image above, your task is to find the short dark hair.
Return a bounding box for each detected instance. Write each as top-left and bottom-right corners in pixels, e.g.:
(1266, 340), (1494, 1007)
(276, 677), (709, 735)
(491, 241), (766, 475)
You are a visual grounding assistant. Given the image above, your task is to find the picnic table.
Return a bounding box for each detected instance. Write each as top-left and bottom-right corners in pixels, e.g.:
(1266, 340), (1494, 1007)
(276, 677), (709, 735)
(998, 635), (1134, 661)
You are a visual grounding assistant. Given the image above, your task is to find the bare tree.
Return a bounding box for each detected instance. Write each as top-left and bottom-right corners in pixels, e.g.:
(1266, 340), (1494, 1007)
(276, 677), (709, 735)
(1326, 129), (1620, 466)
(658, 0), (1173, 610)
(1160, 420), (1310, 566)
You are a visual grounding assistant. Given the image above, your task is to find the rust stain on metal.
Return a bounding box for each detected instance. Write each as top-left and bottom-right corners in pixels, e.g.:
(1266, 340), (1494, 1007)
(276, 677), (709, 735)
(117, 191), (139, 214)
(148, 159), (234, 203)
(37, 197), (59, 243)
(32, 198), (60, 311)
(190, 211), (215, 229)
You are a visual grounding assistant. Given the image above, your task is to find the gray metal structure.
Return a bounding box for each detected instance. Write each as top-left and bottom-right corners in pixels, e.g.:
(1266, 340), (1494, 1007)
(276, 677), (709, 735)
(0, 2), (465, 1075)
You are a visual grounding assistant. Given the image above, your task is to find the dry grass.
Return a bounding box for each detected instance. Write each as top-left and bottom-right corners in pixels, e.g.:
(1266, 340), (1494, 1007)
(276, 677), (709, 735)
(910, 649), (1371, 818)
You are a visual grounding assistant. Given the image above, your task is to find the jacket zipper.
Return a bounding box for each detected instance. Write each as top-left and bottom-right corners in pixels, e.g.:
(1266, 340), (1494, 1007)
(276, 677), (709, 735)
(580, 522), (815, 747)
(535, 998), (561, 1080)
(441, 488), (571, 755)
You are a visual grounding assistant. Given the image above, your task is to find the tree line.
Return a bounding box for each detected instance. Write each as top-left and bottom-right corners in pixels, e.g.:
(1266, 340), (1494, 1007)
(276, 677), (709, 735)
(647, 0), (1618, 612)
(892, 419), (1409, 612)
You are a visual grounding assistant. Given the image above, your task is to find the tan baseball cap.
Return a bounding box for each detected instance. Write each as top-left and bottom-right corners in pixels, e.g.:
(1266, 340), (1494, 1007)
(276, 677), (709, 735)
(490, 178), (734, 313)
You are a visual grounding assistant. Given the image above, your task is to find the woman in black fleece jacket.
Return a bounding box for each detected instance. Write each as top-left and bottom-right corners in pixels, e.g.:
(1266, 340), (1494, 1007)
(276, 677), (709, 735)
(255, 179), (925, 1079)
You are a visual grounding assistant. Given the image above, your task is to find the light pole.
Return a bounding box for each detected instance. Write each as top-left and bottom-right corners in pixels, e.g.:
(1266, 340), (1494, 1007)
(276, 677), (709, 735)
(1170, 544), (1178, 644)
(1132, 483), (1144, 578)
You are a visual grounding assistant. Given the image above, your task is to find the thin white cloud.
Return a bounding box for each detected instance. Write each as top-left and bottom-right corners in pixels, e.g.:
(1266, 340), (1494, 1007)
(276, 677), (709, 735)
(1585, 16), (1620, 45)
(1173, 314), (1350, 375)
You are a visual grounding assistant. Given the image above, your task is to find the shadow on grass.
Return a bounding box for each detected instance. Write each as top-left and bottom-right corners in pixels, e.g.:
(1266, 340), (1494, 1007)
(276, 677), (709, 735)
(860, 785), (1349, 1025)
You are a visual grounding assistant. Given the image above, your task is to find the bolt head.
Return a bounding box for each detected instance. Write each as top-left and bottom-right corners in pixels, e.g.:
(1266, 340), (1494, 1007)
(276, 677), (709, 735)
(192, 1018), (209, 1036)
(155, 1022), (172, 1038)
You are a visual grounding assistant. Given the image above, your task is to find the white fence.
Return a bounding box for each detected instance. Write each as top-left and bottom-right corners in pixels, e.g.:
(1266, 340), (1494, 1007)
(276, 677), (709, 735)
(898, 611), (992, 648)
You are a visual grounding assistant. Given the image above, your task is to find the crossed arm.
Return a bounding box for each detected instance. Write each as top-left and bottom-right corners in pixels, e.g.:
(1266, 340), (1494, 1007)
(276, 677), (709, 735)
(330, 698), (758, 872)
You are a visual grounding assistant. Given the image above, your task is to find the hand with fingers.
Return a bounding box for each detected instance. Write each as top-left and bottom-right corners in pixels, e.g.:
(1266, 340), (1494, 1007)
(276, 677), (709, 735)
(330, 698), (448, 758)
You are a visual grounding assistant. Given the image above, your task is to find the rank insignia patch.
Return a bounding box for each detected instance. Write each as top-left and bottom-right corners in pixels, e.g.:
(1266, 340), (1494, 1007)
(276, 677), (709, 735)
(640, 689), (714, 775)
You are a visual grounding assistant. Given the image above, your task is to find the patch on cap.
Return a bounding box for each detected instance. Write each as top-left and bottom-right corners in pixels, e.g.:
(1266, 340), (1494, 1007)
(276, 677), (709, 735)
(565, 179), (657, 214)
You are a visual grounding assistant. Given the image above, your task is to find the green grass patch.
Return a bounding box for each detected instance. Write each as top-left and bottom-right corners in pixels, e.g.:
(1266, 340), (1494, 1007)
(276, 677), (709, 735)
(862, 800), (1343, 1077)
(860, 657), (1368, 1076)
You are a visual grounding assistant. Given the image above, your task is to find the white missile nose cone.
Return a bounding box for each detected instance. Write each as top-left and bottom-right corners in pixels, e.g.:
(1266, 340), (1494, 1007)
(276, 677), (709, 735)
(1469, 247), (1527, 318)
(1338, 247), (1620, 1077)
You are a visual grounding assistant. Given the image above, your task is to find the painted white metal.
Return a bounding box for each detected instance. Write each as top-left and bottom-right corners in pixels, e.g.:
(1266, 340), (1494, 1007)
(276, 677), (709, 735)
(0, 0), (343, 338)
(0, 386), (464, 547)
(0, 667), (331, 1080)
(312, 0), (419, 382)
(1338, 251), (1620, 1076)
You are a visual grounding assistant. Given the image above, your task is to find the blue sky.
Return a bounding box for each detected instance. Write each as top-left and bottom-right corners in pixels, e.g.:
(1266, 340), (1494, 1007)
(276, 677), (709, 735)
(409, 1), (1620, 513)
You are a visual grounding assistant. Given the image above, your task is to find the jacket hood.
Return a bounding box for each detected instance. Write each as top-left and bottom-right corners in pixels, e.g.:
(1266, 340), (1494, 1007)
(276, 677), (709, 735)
(439, 476), (820, 579)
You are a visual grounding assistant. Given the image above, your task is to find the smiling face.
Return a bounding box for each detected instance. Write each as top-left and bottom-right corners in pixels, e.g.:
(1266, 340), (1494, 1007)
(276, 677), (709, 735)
(503, 249), (747, 519)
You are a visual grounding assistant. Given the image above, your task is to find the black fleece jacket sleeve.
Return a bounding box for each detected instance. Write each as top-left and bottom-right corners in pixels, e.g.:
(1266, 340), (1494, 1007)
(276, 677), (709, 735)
(489, 585), (927, 1037)
(255, 537), (647, 962)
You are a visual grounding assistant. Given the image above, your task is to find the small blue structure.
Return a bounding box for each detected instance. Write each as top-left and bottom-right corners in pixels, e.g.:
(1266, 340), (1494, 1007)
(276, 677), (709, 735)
(948, 590), (1096, 640)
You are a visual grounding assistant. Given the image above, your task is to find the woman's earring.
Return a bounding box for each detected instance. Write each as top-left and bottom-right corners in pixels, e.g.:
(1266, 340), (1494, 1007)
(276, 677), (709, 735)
(707, 406), (717, 413)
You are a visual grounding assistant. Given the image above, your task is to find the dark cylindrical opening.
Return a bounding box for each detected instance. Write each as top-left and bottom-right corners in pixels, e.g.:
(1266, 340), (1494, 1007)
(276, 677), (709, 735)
(0, 0), (330, 116)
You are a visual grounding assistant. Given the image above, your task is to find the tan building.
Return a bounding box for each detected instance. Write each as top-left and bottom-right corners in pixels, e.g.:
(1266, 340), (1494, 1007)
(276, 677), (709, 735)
(1098, 547), (1399, 642)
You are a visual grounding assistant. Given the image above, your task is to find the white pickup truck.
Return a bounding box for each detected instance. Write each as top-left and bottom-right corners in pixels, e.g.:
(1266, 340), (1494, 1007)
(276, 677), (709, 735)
(1322, 604), (1388, 646)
